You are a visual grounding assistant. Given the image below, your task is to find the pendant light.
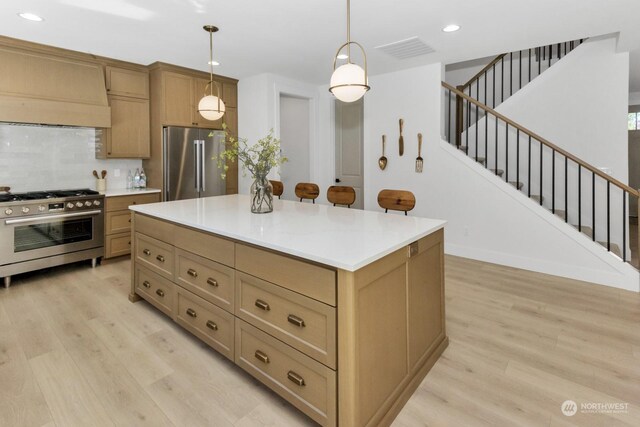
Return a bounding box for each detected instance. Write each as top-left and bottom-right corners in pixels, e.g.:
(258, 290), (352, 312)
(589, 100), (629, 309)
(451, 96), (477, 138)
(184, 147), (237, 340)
(198, 25), (225, 121)
(329, 0), (370, 103)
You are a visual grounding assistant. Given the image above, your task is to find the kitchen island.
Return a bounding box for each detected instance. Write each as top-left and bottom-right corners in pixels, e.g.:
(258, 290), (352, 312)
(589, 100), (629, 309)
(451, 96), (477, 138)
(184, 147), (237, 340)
(129, 194), (447, 427)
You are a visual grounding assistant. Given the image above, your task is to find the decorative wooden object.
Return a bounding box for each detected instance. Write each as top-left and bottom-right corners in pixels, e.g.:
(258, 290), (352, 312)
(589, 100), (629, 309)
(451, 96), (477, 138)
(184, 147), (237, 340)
(295, 183), (320, 203)
(327, 186), (356, 208)
(377, 189), (416, 215)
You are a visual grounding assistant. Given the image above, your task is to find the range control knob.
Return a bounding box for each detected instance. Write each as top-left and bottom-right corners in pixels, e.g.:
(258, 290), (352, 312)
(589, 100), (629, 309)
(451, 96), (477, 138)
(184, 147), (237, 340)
(93, 200), (101, 206)
(4, 208), (13, 215)
(22, 207), (30, 214)
(75, 202), (83, 208)
(67, 202), (75, 209)
(39, 205), (46, 212)
(84, 201), (92, 207)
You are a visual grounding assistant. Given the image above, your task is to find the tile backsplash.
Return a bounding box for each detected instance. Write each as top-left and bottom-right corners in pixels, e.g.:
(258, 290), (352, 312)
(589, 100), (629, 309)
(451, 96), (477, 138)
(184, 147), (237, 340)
(0, 123), (142, 192)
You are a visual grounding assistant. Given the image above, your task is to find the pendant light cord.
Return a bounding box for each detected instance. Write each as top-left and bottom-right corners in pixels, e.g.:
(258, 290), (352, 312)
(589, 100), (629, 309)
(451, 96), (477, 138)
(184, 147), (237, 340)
(209, 30), (214, 96)
(346, 0), (351, 63)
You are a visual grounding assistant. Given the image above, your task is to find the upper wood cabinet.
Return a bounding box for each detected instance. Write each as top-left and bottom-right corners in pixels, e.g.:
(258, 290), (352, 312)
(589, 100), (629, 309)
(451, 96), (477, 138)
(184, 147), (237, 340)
(106, 66), (149, 99)
(97, 65), (151, 159)
(163, 72), (194, 126)
(101, 96), (150, 158)
(222, 82), (237, 108)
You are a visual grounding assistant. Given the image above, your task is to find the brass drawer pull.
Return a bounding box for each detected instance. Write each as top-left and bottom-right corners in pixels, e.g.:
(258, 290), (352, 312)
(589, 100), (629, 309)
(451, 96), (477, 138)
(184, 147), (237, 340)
(206, 320), (218, 331)
(255, 299), (270, 311)
(156, 255), (165, 263)
(287, 371), (305, 387)
(142, 280), (151, 289)
(187, 268), (198, 278)
(142, 248), (151, 256)
(155, 289), (165, 297)
(287, 314), (306, 328)
(186, 308), (197, 318)
(254, 350), (270, 364)
(207, 278), (218, 287)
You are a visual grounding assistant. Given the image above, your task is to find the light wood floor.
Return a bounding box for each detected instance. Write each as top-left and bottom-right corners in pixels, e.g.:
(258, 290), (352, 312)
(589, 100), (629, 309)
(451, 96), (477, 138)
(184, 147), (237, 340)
(0, 256), (639, 427)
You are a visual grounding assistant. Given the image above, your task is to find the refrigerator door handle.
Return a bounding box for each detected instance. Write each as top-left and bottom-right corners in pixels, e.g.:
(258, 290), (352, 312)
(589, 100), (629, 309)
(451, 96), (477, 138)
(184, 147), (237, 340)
(194, 140), (201, 192)
(200, 140), (206, 192)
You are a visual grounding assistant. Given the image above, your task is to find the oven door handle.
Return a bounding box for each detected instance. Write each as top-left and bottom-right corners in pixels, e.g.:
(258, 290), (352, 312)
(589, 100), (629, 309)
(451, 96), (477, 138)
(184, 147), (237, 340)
(5, 210), (102, 225)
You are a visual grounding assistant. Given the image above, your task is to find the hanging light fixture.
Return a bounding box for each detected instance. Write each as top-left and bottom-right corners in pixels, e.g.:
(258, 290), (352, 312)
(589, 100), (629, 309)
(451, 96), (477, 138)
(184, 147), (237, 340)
(329, 0), (370, 103)
(198, 25), (225, 121)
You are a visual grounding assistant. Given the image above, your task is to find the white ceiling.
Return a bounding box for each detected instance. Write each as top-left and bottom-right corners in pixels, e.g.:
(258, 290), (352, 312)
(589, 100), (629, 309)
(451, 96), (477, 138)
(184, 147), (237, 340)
(1, 0), (640, 89)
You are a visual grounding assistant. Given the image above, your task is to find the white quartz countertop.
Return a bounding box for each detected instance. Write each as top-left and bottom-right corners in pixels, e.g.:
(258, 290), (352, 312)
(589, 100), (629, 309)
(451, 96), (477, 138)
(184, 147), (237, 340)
(129, 195), (446, 271)
(103, 188), (161, 197)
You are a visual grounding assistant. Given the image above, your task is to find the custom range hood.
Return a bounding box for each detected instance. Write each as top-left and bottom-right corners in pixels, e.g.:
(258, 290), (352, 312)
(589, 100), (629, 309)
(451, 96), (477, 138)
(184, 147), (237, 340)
(0, 40), (111, 128)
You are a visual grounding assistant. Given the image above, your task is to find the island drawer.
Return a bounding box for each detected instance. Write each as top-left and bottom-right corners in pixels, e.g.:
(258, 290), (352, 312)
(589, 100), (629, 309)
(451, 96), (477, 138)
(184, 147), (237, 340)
(176, 287), (234, 361)
(135, 265), (175, 317)
(135, 214), (175, 243)
(176, 248), (235, 313)
(106, 210), (132, 235)
(135, 233), (175, 280)
(106, 193), (159, 212)
(235, 244), (336, 306)
(235, 319), (336, 427)
(174, 227), (235, 268)
(236, 272), (336, 368)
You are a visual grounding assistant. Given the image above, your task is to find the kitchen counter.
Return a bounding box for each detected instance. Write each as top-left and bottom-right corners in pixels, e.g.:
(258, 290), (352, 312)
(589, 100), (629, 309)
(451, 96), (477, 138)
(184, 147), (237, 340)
(128, 194), (447, 426)
(103, 188), (161, 197)
(129, 194), (445, 271)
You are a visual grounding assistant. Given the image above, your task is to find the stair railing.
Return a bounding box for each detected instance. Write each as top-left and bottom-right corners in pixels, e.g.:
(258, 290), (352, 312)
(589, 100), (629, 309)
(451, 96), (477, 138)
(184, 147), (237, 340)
(444, 81), (639, 268)
(455, 39), (586, 147)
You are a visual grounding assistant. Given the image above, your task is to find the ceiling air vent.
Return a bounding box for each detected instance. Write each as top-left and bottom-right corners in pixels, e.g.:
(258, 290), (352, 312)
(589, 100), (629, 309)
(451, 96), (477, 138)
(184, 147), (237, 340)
(375, 37), (435, 60)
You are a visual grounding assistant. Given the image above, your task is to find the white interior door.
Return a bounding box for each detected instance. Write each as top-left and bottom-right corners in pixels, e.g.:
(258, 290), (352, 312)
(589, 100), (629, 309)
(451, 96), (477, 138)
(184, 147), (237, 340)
(335, 98), (364, 209)
(279, 95), (310, 200)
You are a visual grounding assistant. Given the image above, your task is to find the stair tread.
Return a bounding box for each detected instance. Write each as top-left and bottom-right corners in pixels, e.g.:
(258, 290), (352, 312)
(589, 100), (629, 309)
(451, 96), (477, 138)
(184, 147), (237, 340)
(597, 241), (622, 257)
(488, 169), (504, 176)
(531, 195), (544, 203)
(509, 181), (524, 190)
(572, 224), (594, 238)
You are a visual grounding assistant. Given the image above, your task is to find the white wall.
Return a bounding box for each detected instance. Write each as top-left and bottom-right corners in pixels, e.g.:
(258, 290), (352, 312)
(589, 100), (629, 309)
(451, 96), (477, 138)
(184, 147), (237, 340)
(279, 95), (310, 200)
(363, 63), (638, 291)
(237, 73), (322, 199)
(630, 92), (640, 105)
(0, 124), (141, 192)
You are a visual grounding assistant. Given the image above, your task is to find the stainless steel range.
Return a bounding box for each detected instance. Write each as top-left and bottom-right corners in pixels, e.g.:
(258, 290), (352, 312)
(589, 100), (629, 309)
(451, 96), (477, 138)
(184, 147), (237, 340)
(0, 188), (104, 288)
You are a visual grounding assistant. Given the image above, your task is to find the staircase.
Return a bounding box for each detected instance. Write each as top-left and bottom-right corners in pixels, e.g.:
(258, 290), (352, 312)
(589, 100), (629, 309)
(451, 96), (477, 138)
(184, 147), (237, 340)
(442, 40), (639, 269)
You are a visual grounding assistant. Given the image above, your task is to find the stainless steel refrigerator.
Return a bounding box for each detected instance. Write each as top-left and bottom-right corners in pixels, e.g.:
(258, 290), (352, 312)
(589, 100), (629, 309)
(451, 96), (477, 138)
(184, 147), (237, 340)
(163, 126), (226, 201)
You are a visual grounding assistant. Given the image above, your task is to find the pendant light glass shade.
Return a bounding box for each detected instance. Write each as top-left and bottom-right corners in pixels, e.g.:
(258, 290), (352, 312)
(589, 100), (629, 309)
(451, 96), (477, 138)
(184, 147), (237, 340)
(198, 94), (226, 120)
(330, 62), (368, 103)
(329, 0), (370, 103)
(198, 25), (225, 120)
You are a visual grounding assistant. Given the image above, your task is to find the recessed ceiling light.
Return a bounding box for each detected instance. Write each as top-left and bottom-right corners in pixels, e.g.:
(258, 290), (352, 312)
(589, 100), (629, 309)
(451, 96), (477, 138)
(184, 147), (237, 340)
(18, 12), (44, 22)
(337, 54), (349, 60)
(442, 24), (460, 33)
(208, 60), (220, 66)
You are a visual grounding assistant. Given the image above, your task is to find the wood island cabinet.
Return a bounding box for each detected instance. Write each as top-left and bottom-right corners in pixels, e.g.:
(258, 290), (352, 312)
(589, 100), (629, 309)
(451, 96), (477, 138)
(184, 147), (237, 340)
(104, 192), (160, 259)
(129, 202), (447, 427)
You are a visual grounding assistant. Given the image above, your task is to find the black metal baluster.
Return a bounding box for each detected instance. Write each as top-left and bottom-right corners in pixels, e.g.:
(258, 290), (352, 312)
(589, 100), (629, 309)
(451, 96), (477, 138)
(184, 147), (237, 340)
(578, 165), (582, 231)
(592, 173), (596, 241)
(528, 135), (532, 197)
(448, 88), (452, 144)
(492, 63), (496, 108)
(538, 47), (542, 75)
(607, 182), (611, 251)
(623, 191), (627, 261)
(505, 123), (509, 182)
(557, 43), (561, 60)
(564, 157), (568, 223)
(501, 57), (504, 103)
(519, 50), (522, 90)
(510, 52), (513, 96)
(484, 74), (488, 164)
(466, 90), (469, 153)
(552, 150), (555, 214)
(528, 48), (532, 84)
(540, 141), (543, 206)
(484, 71), (487, 106)
(548, 44), (552, 67)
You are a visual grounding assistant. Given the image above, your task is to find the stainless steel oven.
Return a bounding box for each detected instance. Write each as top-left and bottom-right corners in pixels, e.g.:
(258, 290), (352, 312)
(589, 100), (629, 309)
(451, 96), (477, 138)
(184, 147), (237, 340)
(0, 189), (105, 287)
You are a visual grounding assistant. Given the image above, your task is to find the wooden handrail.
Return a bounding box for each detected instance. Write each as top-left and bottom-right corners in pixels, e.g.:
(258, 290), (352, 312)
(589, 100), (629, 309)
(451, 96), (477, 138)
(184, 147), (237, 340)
(460, 53), (507, 91)
(442, 81), (640, 197)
